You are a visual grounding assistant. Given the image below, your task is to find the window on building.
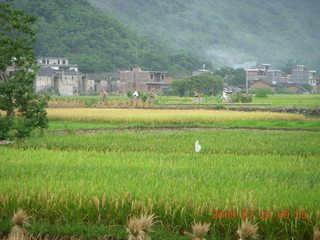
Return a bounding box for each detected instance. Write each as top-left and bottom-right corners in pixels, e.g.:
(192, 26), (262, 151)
(161, 74), (164, 80)
(46, 59), (49, 64)
(42, 59), (45, 64)
(151, 74), (153, 79)
(58, 60), (60, 64)
(62, 60), (66, 64)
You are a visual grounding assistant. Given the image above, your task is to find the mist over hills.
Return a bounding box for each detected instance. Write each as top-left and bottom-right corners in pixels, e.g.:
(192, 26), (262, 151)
(89, 0), (320, 70)
(4, 0), (211, 74)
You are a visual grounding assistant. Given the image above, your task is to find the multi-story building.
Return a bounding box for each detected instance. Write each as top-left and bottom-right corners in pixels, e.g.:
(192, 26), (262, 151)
(291, 65), (317, 92)
(35, 57), (84, 96)
(245, 64), (282, 83)
(117, 67), (169, 94)
(37, 57), (79, 72)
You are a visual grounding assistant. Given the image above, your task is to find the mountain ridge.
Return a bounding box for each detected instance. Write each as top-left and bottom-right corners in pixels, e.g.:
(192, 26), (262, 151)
(89, 0), (320, 70)
(3, 0), (212, 74)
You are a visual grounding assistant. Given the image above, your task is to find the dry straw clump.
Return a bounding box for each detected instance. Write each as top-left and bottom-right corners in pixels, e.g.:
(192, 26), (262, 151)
(237, 220), (258, 240)
(8, 209), (30, 240)
(184, 223), (210, 240)
(314, 228), (320, 240)
(126, 214), (156, 240)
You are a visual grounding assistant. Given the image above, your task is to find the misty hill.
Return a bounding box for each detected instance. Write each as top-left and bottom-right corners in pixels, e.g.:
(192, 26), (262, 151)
(4, 0), (211, 74)
(89, 0), (320, 70)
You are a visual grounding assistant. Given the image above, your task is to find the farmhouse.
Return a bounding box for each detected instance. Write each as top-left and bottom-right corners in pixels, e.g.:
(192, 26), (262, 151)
(249, 80), (276, 91)
(245, 64), (282, 84)
(277, 83), (310, 94)
(117, 67), (170, 94)
(35, 57), (84, 96)
(291, 65), (317, 92)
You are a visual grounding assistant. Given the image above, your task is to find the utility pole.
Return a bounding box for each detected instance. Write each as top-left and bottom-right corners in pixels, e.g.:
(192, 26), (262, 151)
(245, 70), (249, 93)
(212, 78), (214, 97)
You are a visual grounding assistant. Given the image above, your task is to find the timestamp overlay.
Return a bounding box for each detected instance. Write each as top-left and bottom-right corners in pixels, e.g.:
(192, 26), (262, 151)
(211, 210), (310, 220)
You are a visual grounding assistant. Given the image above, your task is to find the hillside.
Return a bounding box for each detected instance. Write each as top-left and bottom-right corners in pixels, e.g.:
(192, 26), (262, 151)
(3, 0), (212, 74)
(89, 0), (320, 70)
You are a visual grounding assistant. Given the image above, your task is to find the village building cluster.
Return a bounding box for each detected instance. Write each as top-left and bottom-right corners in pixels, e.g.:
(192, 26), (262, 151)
(35, 57), (170, 96)
(245, 63), (319, 93)
(17, 57), (317, 96)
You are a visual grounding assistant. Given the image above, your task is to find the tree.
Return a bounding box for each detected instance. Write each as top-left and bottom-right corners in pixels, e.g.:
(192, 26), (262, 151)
(214, 67), (246, 86)
(301, 83), (313, 92)
(171, 76), (193, 97)
(171, 73), (224, 97)
(0, 4), (48, 140)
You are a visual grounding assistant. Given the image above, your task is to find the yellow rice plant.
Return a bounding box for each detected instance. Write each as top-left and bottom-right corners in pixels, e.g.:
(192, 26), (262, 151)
(48, 99), (84, 107)
(46, 108), (311, 124)
(314, 228), (320, 240)
(126, 214), (156, 240)
(8, 209), (30, 240)
(236, 220), (258, 240)
(184, 223), (210, 240)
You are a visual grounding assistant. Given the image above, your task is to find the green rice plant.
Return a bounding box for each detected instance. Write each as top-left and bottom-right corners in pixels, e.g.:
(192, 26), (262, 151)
(1, 129), (320, 239)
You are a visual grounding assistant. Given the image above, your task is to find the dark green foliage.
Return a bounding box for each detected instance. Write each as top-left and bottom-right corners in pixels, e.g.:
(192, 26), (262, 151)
(301, 83), (313, 91)
(0, 4), (48, 140)
(214, 67), (246, 86)
(127, 90), (132, 98)
(252, 88), (274, 98)
(214, 104), (225, 110)
(140, 93), (148, 103)
(4, 0), (212, 74)
(275, 88), (295, 94)
(230, 92), (252, 103)
(171, 77), (194, 97)
(280, 60), (298, 75)
(171, 74), (224, 97)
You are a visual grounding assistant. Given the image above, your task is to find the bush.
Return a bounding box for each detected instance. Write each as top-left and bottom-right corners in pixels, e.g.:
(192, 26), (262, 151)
(127, 90), (132, 98)
(251, 88), (274, 98)
(0, 118), (12, 140)
(230, 92), (252, 103)
(215, 104), (225, 109)
(275, 88), (295, 94)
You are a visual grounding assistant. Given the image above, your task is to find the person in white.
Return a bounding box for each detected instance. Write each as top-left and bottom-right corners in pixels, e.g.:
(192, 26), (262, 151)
(195, 140), (201, 153)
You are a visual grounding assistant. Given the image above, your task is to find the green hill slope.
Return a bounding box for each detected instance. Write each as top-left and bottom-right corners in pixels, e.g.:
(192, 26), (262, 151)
(89, 0), (320, 70)
(4, 0), (211, 73)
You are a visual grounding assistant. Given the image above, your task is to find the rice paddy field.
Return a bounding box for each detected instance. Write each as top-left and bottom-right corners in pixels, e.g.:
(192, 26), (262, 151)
(49, 94), (320, 108)
(1, 108), (320, 240)
(46, 108), (320, 131)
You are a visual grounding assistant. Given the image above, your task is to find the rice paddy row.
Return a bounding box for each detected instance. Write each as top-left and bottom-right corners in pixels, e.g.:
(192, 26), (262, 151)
(46, 108), (314, 124)
(1, 130), (320, 239)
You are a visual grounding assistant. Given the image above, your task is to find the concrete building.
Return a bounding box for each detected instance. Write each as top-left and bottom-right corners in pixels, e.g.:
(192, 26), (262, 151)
(117, 67), (169, 94)
(85, 72), (120, 94)
(245, 64), (282, 83)
(35, 57), (84, 96)
(35, 58), (171, 96)
(245, 63), (282, 93)
(291, 65), (317, 92)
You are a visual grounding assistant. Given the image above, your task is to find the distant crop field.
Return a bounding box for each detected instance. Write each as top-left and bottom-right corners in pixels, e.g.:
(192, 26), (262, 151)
(50, 94), (320, 108)
(1, 130), (319, 239)
(46, 108), (313, 124)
